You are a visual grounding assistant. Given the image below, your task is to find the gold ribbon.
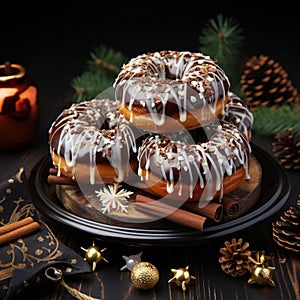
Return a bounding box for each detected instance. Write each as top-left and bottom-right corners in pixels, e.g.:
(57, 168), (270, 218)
(45, 267), (100, 300)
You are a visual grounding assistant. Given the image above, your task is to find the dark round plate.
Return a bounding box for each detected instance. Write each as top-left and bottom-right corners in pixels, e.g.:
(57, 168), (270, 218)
(28, 143), (290, 246)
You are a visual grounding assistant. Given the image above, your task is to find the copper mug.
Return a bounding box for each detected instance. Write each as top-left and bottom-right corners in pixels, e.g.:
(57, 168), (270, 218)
(0, 62), (39, 150)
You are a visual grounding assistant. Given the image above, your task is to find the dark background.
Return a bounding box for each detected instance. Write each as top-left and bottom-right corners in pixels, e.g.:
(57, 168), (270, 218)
(2, 1), (300, 143)
(1, 3), (300, 299)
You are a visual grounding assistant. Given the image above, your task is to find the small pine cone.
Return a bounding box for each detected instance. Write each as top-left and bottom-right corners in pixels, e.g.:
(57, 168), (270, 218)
(219, 237), (252, 277)
(272, 128), (300, 170)
(272, 198), (300, 253)
(240, 55), (300, 110)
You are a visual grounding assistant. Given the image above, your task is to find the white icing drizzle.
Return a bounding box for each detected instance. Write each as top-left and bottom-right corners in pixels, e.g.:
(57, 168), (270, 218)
(114, 51), (230, 126)
(220, 91), (254, 138)
(49, 99), (137, 184)
(137, 121), (251, 205)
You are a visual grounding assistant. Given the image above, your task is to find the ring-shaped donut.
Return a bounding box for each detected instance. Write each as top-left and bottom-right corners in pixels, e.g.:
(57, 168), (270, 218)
(48, 98), (138, 184)
(137, 119), (251, 203)
(220, 92), (254, 141)
(114, 50), (230, 133)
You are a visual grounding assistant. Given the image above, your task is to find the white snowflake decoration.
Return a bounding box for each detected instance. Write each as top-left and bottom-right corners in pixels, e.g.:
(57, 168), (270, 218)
(95, 183), (133, 214)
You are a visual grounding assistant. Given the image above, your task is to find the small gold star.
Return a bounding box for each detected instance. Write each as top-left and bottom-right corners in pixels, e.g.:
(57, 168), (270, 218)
(168, 266), (196, 292)
(247, 251), (276, 287)
(247, 265), (276, 287)
(81, 241), (109, 271)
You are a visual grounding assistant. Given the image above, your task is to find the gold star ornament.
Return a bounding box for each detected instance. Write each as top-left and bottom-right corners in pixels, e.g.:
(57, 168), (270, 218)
(81, 241), (109, 271)
(247, 251), (276, 287)
(168, 266), (196, 291)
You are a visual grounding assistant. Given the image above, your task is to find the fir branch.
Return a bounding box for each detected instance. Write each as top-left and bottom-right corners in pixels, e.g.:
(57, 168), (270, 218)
(198, 14), (244, 95)
(71, 71), (114, 103)
(87, 44), (127, 75)
(71, 45), (127, 103)
(252, 105), (300, 136)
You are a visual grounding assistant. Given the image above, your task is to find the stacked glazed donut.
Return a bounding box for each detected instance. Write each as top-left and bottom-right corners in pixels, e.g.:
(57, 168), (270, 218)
(48, 50), (253, 204)
(48, 98), (139, 185)
(114, 50), (230, 133)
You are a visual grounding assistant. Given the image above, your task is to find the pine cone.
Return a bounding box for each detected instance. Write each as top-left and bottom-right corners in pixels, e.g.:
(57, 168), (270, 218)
(219, 237), (252, 277)
(272, 198), (300, 253)
(272, 128), (300, 170)
(240, 55), (300, 110)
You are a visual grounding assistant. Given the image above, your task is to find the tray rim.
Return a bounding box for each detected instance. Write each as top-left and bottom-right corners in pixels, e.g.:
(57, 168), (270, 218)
(28, 143), (291, 246)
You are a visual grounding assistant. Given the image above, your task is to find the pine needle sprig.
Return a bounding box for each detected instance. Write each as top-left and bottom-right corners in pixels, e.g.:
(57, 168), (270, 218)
(71, 45), (127, 103)
(252, 104), (300, 136)
(87, 44), (127, 75)
(71, 71), (114, 103)
(198, 14), (244, 95)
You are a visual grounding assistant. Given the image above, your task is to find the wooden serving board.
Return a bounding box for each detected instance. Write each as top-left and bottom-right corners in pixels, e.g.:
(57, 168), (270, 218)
(55, 155), (262, 229)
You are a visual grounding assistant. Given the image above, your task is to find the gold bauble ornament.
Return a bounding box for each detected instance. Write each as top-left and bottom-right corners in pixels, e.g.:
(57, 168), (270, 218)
(130, 262), (159, 289)
(168, 266), (196, 292)
(81, 241), (109, 271)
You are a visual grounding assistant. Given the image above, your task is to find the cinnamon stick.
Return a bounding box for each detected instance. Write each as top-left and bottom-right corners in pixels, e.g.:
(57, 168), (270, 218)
(0, 217), (34, 235)
(183, 202), (223, 222)
(222, 197), (240, 217)
(0, 217), (40, 245)
(47, 174), (78, 186)
(135, 194), (207, 231)
(49, 167), (59, 175)
(47, 168), (77, 186)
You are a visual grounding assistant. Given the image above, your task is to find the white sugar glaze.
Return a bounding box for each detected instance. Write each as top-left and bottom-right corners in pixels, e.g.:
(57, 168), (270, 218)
(137, 121), (251, 205)
(114, 50), (230, 126)
(49, 99), (137, 184)
(221, 92), (254, 139)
